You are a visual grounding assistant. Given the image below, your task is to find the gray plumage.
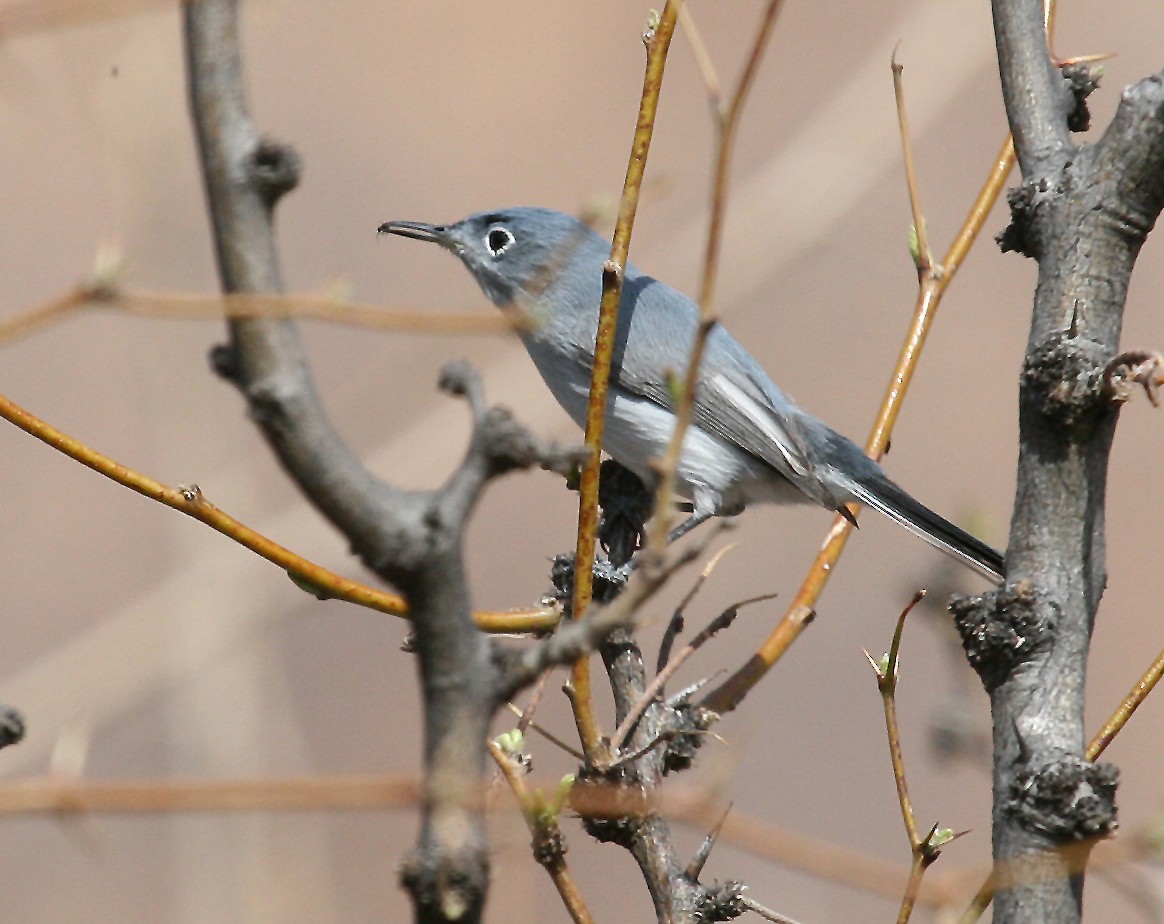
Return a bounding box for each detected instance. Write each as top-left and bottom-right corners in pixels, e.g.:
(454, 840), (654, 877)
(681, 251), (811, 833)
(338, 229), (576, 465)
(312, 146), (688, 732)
(378, 207), (1004, 582)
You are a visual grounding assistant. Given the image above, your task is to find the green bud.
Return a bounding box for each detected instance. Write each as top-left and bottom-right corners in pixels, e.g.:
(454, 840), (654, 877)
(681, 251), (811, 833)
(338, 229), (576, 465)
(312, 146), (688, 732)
(929, 826), (955, 848)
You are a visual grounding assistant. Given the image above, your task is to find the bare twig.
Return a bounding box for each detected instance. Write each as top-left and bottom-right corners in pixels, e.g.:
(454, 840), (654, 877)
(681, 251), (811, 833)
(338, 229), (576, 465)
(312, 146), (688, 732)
(892, 51), (936, 276)
(647, 0), (787, 554)
(658, 542), (740, 672)
(610, 591), (771, 755)
(1087, 645), (1164, 760)
(739, 895), (806, 924)
(897, 850), (930, 924)
(0, 389), (561, 633)
(677, 3), (721, 114)
(703, 132), (1019, 715)
(866, 590), (928, 850)
(0, 287), (520, 348)
(503, 703), (586, 762)
(0, 774), (422, 814)
(488, 741), (593, 924)
(569, 0), (684, 764)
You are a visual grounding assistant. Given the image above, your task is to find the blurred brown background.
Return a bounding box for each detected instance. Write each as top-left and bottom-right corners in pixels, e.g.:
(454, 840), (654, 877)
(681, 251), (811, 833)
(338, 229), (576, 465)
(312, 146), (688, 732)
(1, 1), (1162, 921)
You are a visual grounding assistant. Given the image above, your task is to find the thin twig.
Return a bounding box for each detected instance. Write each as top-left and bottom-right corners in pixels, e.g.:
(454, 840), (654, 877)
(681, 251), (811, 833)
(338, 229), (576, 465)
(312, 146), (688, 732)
(569, 1), (683, 764)
(867, 590), (927, 850)
(504, 703), (586, 762)
(896, 851), (928, 924)
(0, 289), (87, 345)
(892, 50), (935, 276)
(0, 390), (561, 633)
(703, 132), (1019, 714)
(603, 729), (676, 770)
(658, 542), (741, 672)
(488, 742), (594, 924)
(514, 670), (553, 737)
(647, 0), (787, 554)
(0, 287), (521, 348)
(1087, 645), (1164, 760)
(739, 895), (805, 924)
(677, 3), (722, 114)
(0, 774), (422, 814)
(609, 591), (772, 754)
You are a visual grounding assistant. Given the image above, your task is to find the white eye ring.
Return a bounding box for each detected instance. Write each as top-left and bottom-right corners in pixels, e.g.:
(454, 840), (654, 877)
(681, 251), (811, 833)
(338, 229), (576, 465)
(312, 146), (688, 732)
(486, 227), (515, 256)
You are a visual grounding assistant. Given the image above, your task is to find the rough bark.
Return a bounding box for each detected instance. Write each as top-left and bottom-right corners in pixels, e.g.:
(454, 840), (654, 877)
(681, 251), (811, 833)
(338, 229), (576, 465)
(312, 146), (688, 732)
(959, 2), (1164, 920)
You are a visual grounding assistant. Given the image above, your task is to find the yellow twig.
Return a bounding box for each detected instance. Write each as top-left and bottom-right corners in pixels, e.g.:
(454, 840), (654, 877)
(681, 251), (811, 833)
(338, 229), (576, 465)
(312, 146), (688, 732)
(0, 390), (560, 633)
(1087, 645), (1164, 760)
(569, 1), (683, 763)
(703, 130), (1017, 715)
(0, 773), (421, 814)
(0, 287), (518, 348)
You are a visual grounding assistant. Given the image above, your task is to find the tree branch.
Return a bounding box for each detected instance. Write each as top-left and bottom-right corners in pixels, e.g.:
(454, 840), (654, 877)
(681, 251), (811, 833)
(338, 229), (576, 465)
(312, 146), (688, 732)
(991, 0), (1072, 178)
(967, 5), (1164, 921)
(183, 5), (571, 921)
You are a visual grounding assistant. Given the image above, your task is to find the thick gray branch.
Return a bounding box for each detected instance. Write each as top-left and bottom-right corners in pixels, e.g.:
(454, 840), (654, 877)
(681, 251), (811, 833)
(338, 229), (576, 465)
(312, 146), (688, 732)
(183, 6), (571, 922)
(184, 0), (408, 576)
(978, 7), (1164, 920)
(991, 0), (1073, 178)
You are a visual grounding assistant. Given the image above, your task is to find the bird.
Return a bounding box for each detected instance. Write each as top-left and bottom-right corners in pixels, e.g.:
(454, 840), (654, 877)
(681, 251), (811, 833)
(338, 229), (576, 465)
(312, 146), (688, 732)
(378, 207), (1004, 582)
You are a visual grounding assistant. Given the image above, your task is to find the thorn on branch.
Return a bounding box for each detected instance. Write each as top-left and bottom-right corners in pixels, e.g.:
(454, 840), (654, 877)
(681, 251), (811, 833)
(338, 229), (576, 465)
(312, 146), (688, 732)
(657, 611), (684, 673)
(1101, 350), (1164, 406)
(686, 803), (732, 880)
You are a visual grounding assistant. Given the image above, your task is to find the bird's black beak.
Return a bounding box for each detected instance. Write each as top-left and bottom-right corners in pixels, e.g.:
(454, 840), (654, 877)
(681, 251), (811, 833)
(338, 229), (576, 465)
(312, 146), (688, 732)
(377, 220), (448, 245)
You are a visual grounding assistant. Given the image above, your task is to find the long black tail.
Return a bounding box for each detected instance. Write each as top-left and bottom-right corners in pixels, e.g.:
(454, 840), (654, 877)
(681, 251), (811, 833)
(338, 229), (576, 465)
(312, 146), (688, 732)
(848, 472), (1005, 583)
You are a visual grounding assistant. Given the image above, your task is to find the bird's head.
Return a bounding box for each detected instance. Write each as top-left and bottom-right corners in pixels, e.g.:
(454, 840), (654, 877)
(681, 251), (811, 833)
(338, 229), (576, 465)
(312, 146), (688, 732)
(378, 207), (600, 308)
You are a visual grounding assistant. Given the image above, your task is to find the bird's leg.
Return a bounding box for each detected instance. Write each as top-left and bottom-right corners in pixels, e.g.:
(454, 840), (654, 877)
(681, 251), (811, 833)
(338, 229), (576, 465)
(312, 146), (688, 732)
(666, 508), (714, 544)
(599, 508), (715, 588)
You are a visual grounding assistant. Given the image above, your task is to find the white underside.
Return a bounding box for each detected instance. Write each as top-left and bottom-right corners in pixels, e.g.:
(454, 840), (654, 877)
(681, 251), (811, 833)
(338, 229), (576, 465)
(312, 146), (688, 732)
(530, 347), (805, 517)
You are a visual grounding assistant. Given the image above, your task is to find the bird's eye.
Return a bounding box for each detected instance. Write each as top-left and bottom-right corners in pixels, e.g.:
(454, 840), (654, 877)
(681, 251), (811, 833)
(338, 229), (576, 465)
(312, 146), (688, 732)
(486, 227), (514, 257)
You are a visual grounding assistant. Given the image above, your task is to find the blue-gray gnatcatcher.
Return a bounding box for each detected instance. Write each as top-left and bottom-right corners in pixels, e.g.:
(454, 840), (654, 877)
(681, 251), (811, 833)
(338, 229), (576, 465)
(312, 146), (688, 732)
(378, 207), (1004, 582)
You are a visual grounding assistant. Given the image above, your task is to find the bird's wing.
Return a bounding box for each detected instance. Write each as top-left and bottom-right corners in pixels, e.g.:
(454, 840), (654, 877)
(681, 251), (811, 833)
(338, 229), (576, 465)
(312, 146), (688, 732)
(619, 360), (810, 474)
(566, 269), (816, 481)
(611, 352), (814, 481)
(695, 370), (813, 478)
